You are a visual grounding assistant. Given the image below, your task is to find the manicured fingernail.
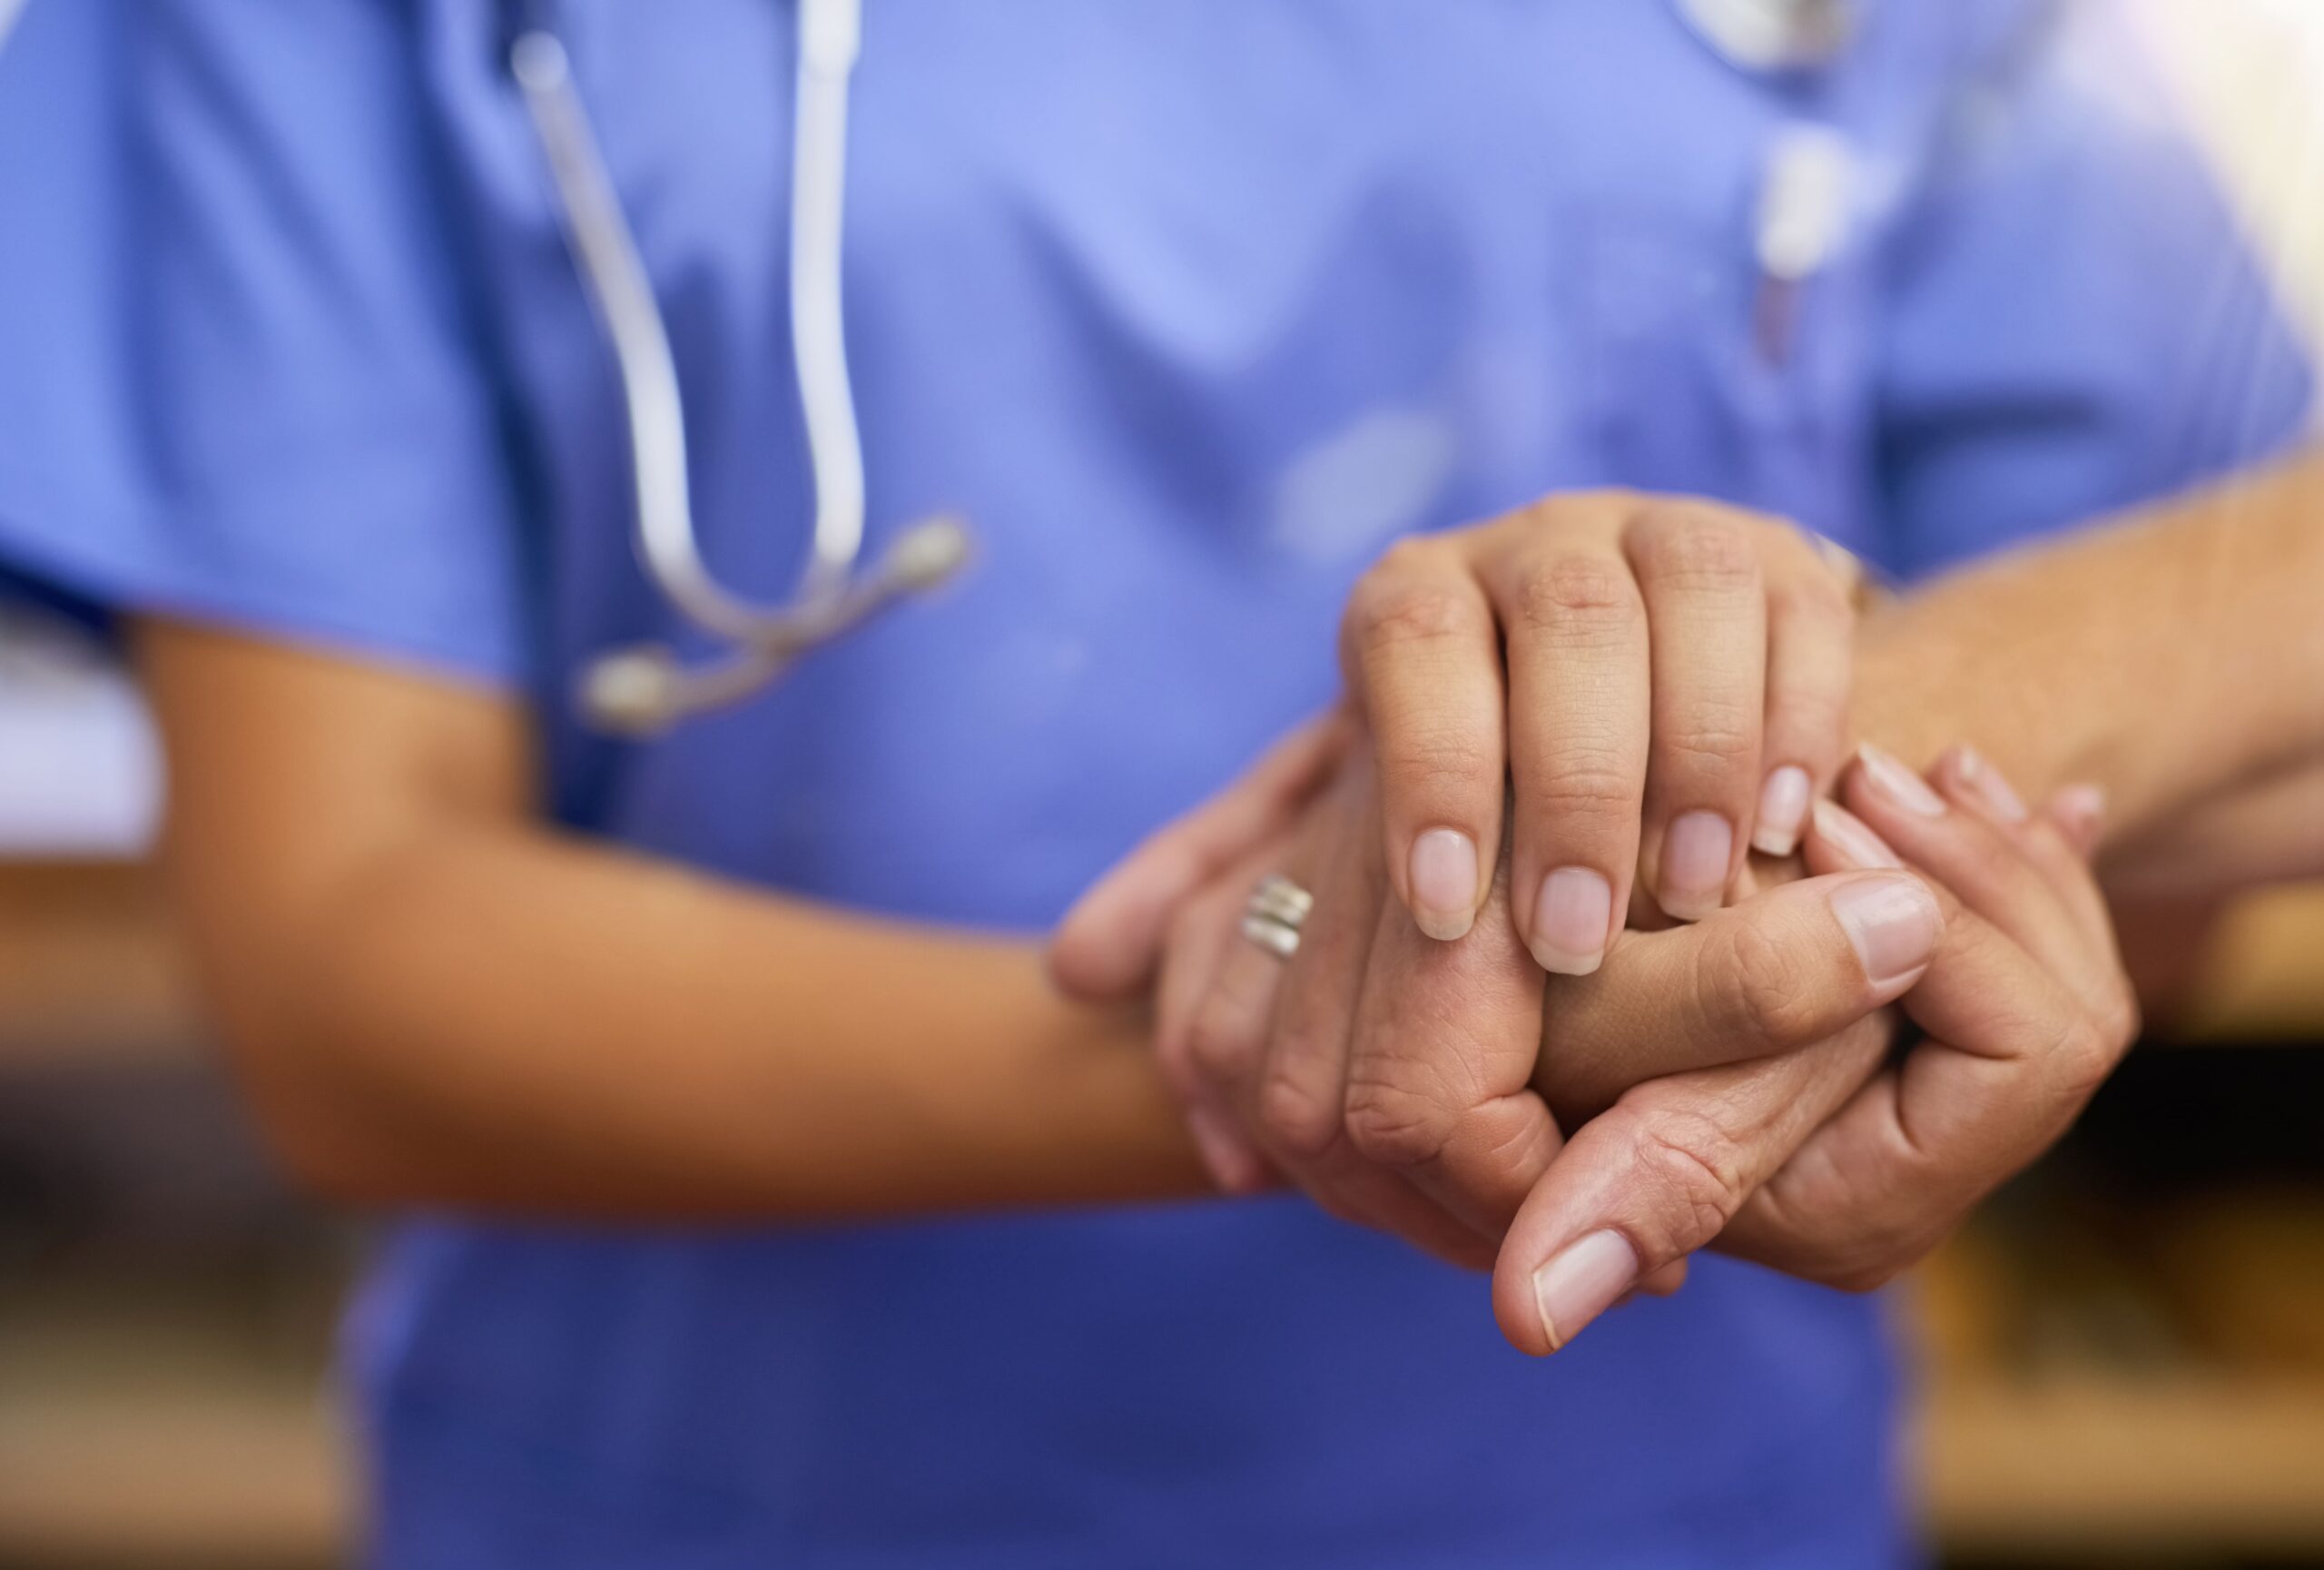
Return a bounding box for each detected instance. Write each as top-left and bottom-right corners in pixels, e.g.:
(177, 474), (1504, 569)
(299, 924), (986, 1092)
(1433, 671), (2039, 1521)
(1828, 872), (1944, 988)
(2053, 784), (2108, 847)
(1658, 811), (1734, 922)
(1954, 746), (2028, 822)
(1811, 799), (1903, 869)
(1409, 828), (1479, 941)
(1531, 866), (1612, 976)
(1750, 765), (1814, 856)
(1856, 743), (1947, 816)
(1531, 1229), (1640, 1351)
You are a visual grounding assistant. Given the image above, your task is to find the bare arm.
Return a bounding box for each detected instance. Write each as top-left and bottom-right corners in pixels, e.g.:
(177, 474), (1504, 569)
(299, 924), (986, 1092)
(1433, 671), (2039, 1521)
(1851, 449), (2324, 851)
(136, 620), (1203, 1219)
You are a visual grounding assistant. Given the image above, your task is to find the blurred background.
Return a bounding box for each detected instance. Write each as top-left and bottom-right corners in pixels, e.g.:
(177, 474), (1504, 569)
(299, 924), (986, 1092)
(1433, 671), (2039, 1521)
(3, 3), (2322, 1567)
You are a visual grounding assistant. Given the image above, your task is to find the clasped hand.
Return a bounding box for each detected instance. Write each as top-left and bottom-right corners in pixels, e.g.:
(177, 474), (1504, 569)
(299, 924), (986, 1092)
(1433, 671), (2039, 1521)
(1051, 491), (2136, 1354)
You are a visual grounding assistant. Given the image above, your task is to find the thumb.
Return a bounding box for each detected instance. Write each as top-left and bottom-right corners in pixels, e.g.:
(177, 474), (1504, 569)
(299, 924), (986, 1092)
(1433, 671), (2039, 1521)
(1048, 711), (1351, 1001)
(1493, 1014), (1890, 1356)
(1536, 869), (1943, 1121)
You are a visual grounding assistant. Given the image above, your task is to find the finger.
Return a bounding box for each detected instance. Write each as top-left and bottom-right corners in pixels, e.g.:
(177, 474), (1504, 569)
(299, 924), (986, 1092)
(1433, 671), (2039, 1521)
(1492, 1013), (1891, 1355)
(1181, 932), (1295, 1198)
(1751, 534), (1856, 856)
(1481, 530), (1649, 976)
(1724, 894), (2120, 1289)
(1624, 502), (1766, 923)
(1845, 745), (2116, 1021)
(1344, 849), (1562, 1236)
(2049, 784), (2108, 856)
(1156, 843), (1287, 1191)
(1186, 771), (1497, 1268)
(1533, 868), (1943, 1121)
(1253, 768), (1385, 1166)
(1340, 540), (1503, 942)
(1192, 914), (1511, 1273)
(1242, 771), (1497, 1262)
(1937, 747), (2118, 960)
(1049, 711), (1352, 1000)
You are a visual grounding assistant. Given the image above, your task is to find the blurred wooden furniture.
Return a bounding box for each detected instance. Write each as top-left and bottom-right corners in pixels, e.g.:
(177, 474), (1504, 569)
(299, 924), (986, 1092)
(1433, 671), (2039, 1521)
(2173, 884), (2324, 1043)
(1914, 884), (2324, 1562)
(0, 1269), (347, 1570)
(0, 859), (345, 1567)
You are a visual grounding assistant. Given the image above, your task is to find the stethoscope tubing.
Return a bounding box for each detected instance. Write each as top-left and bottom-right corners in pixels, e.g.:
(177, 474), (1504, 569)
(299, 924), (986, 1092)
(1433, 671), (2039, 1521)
(509, 0), (1845, 733)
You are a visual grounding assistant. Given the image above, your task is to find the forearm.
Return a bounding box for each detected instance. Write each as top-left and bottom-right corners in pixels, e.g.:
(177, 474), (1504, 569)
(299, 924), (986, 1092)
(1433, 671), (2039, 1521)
(1854, 449), (2324, 846)
(139, 620), (1201, 1220)
(239, 827), (1200, 1219)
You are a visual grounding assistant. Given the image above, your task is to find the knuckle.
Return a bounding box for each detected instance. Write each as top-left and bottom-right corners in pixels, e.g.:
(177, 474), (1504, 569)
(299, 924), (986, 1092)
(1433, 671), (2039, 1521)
(1634, 509), (1761, 592)
(2048, 1015), (2122, 1106)
(1257, 1070), (1344, 1161)
(1528, 749), (1640, 822)
(1510, 556), (1641, 644)
(1632, 1111), (1750, 1249)
(1388, 728), (1497, 799)
(2083, 969), (2142, 1060)
(1344, 1071), (1460, 1170)
(1817, 1249), (1915, 1295)
(1700, 919), (1823, 1047)
(1660, 706), (1758, 781)
(1804, 1210), (1938, 1293)
(1183, 1007), (1261, 1087)
(1349, 575), (1476, 656)
(1828, 1211), (1953, 1291)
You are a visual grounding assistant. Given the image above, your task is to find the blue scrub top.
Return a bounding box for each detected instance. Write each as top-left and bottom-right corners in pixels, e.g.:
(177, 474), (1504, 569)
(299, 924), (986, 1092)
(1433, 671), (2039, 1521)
(0, 3), (2309, 1565)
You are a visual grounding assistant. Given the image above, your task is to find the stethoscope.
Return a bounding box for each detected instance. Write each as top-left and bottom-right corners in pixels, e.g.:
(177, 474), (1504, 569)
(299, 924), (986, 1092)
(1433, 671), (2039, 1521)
(505, 0), (1855, 735)
(507, 0), (970, 735)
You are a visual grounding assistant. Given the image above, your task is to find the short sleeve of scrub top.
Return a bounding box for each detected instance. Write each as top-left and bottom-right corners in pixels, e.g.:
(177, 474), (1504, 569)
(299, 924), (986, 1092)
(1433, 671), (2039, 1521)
(0, 0), (529, 682)
(1873, 2), (2316, 575)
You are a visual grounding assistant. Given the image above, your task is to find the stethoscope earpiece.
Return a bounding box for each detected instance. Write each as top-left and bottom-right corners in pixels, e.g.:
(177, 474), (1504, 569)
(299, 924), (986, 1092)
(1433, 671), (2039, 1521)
(578, 646), (686, 738)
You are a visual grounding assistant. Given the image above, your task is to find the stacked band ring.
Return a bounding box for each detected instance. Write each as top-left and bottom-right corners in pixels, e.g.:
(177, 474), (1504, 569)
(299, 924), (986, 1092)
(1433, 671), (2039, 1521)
(1240, 874), (1315, 960)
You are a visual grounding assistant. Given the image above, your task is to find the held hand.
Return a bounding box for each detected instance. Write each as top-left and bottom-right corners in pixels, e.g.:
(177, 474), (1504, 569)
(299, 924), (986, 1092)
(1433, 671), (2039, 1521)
(1061, 745), (1553, 1269)
(1051, 736), (1945, 1275)
(1340, 491), (1856, 963)
(1492, 746), (2132, 1355)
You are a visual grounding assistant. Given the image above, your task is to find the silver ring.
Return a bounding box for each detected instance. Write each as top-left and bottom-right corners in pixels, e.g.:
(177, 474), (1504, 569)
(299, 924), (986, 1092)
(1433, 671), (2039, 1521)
(1241, 874), (1313, 961)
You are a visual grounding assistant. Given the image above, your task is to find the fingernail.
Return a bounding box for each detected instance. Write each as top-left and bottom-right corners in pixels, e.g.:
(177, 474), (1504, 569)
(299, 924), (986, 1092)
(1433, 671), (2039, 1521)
(1531, 1229), (1640, 1351)
(2053, 784), (2108, 847)
(1750, 765), (1814, 856)
(1828, 873), (1944, 988)
(1410, 828), (1480, 941)
(1531, 866), (1613, 976)
(1856, 743), (1947, 817)
(1954, 746), (2028, 822)
(1811, 799), (1903, 870)
(1658, 811), (1734, 922)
